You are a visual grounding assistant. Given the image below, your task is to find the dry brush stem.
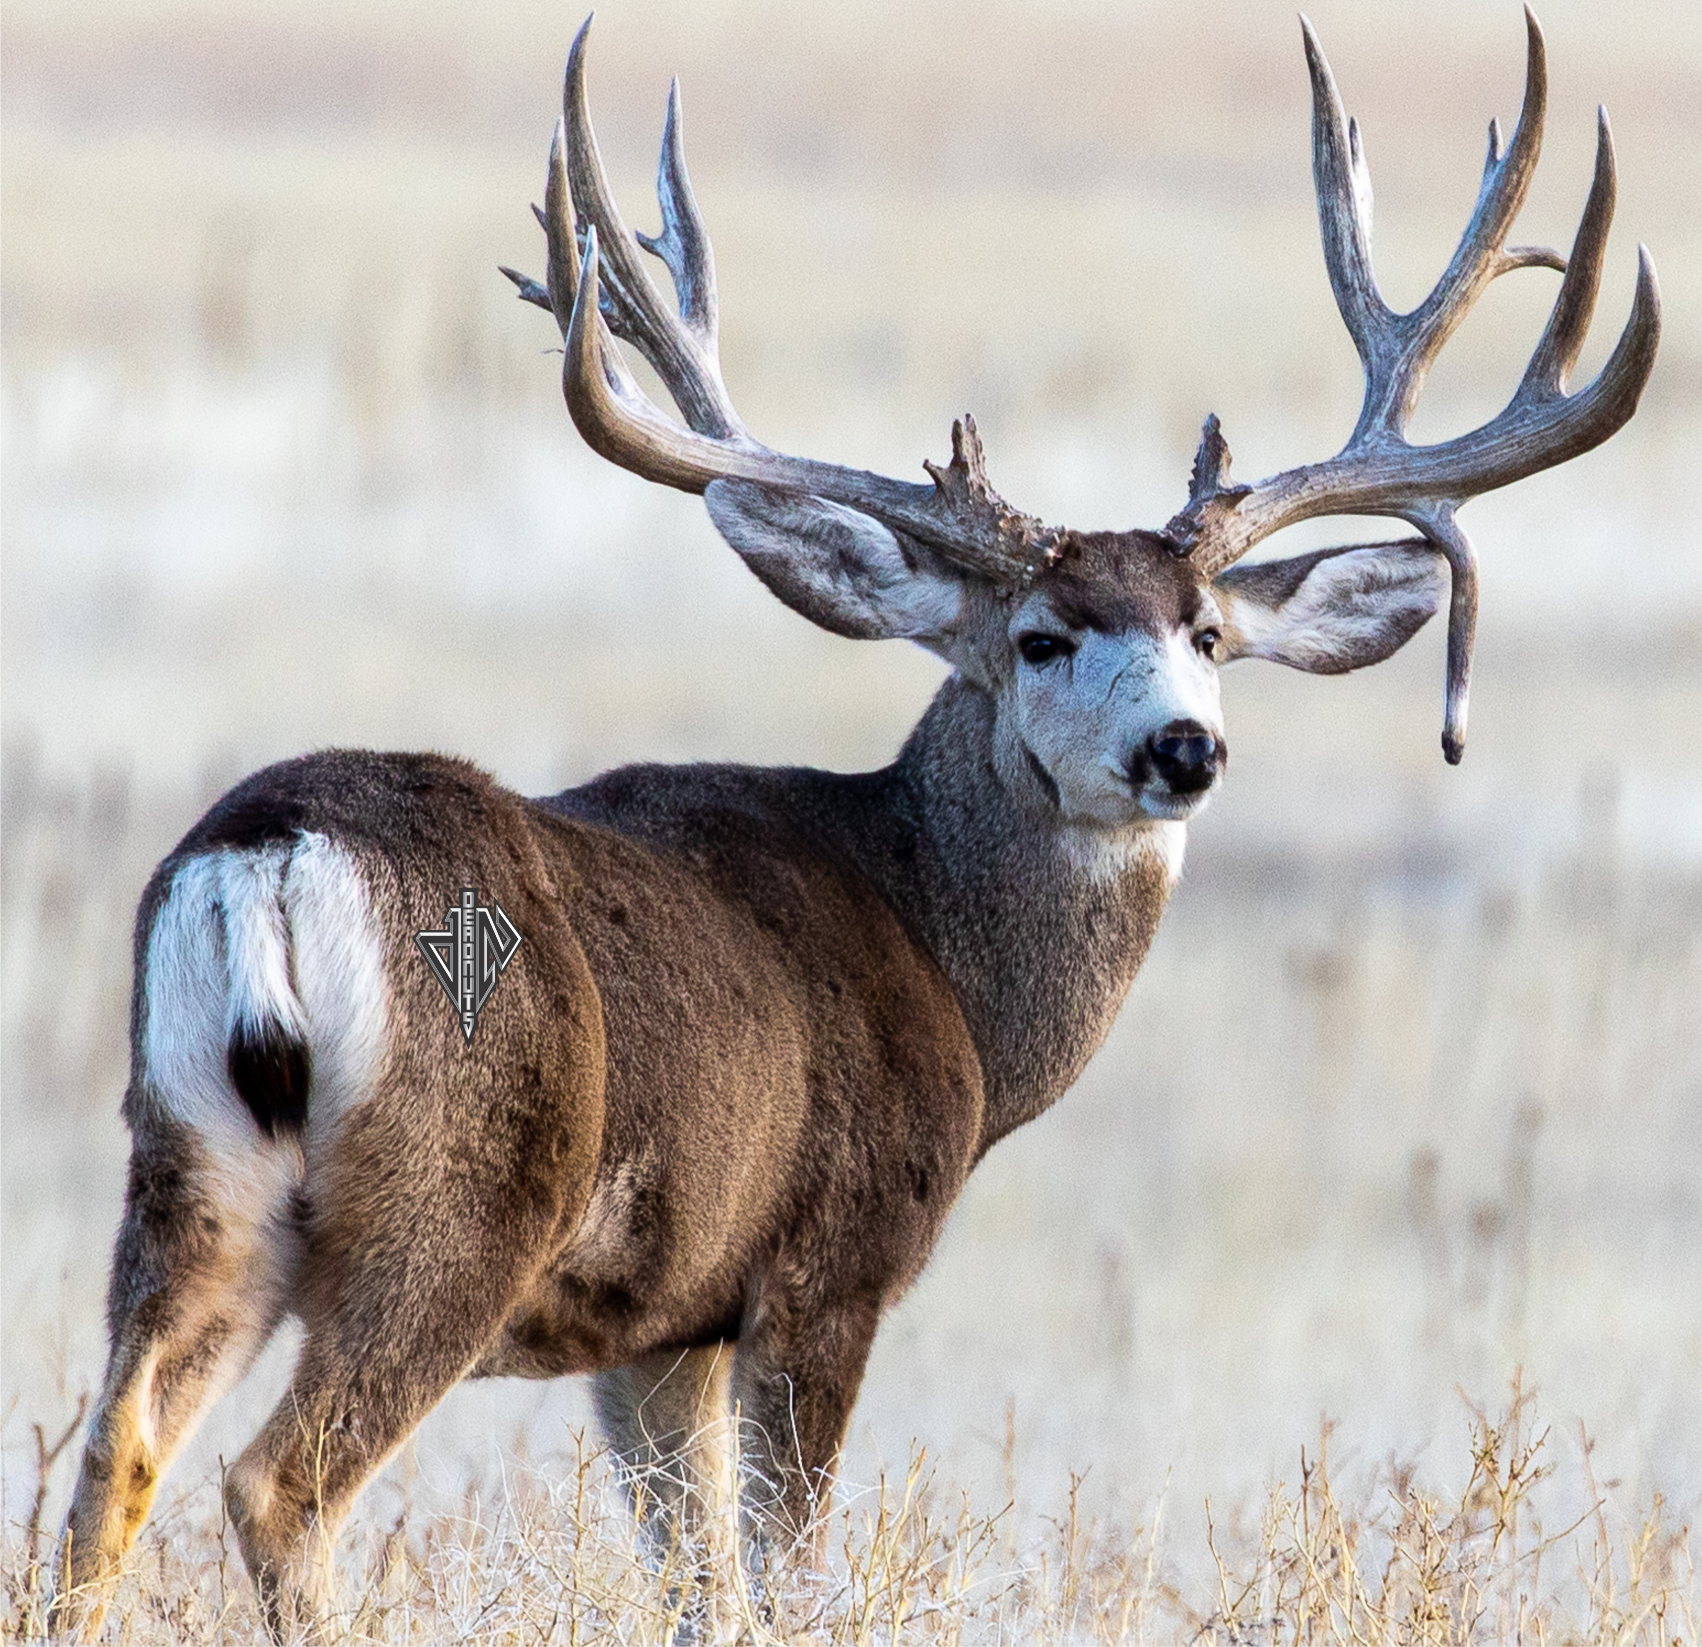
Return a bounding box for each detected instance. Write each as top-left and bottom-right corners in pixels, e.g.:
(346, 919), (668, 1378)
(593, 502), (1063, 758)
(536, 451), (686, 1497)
(1192, 1383), (1692, 1647)
(10, 1392), (88, 1640)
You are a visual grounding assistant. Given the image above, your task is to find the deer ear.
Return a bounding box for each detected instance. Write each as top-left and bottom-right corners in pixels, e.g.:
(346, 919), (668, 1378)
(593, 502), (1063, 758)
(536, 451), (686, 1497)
(705, 479), (964, 643)
(1212, 539), (1445, 674)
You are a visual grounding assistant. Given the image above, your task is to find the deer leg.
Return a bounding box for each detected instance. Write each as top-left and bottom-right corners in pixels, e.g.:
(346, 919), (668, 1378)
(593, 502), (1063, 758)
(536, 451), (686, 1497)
(55, 1122), (299, 1641)
(224, 1256), (542, 1640)
(222, 1071), (598, 1642)
(731, 1290), (881, 1591)
(594, 1344), (742, 1638)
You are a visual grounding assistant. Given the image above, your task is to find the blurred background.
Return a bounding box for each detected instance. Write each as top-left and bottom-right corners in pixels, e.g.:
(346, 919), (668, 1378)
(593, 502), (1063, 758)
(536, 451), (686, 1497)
(4, 0), (1699, 1569)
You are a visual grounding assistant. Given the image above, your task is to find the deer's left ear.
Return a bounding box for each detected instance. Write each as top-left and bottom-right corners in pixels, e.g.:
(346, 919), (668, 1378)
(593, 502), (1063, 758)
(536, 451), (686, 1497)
(1212, 540), (1445, 674)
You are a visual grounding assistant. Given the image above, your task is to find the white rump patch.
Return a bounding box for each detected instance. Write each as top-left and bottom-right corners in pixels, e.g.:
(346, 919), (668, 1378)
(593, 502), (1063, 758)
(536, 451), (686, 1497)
(143, 834), (387, 1154)
(282, 833), (388, 1127)
(217, 848), (306, 1049)
(146, 852), (289, 1151)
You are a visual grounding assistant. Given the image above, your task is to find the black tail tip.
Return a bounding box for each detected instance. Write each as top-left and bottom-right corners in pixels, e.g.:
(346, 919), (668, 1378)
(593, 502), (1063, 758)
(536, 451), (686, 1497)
(228, 1022), (311, 1138)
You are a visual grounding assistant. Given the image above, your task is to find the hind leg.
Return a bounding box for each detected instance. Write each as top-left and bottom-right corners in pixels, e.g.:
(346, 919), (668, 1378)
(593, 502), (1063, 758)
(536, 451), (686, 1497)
(55, 1121), (298, 1640)
(223, 1069), (595, 1642)
(222, 1333), (467, 1640)
(594, 1346), (741, 1634)
(224, 1252), (561, 1640)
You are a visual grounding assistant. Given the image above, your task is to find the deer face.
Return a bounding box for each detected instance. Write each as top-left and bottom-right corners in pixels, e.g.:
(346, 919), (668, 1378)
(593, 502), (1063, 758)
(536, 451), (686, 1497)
(986, 542), (1226, 827)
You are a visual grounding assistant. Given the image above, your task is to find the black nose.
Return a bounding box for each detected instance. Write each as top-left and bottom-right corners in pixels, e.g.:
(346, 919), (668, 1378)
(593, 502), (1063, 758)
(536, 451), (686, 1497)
(1147, 720), (1223, 794)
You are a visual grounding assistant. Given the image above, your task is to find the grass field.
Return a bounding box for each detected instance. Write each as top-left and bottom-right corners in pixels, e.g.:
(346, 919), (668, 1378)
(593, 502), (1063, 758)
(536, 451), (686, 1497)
(3, 0), (1699, 1639)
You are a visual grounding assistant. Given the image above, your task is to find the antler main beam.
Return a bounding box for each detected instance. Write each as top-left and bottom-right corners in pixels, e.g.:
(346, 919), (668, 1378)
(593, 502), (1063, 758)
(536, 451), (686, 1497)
(502, 17), (1063, 587)
(1169, 7), (1660, 761)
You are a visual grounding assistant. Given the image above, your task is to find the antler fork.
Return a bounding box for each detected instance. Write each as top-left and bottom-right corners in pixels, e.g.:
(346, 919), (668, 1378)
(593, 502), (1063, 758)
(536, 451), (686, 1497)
(501, 18), (1064, 588)
(1167, 8), (1660, 761)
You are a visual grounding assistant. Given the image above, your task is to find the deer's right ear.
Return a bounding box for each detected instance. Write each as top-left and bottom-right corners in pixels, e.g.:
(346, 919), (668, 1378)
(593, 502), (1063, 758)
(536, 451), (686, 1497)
(705, 479), (965, 643)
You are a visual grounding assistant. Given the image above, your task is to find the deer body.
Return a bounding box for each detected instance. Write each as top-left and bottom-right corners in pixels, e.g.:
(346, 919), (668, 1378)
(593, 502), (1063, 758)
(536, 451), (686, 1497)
(58, 11), (1657, 1639)
(63, 677), (1177, 1635)
(139, 670), (1176, 1387)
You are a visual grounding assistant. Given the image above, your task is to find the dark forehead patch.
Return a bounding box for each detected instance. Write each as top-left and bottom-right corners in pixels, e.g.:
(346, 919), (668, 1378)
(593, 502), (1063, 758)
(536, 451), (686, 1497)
(1038, 530), (1205, 634)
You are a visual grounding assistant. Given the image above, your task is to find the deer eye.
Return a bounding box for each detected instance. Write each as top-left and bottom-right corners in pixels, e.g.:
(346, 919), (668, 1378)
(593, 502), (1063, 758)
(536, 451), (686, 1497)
(1195, 628), (1222, 662)
(1017, 633), (1075, 667)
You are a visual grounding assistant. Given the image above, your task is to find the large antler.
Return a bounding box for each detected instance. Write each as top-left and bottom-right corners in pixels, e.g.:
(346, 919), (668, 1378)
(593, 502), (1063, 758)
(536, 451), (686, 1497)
(501, 18), (1063, 588)
(1167, 8), (1660, 762)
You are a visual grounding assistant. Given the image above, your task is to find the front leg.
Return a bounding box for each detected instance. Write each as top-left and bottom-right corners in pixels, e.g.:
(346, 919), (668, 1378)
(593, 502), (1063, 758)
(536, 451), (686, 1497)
(593, 1345), (743, 1641)
(732, 1276), (882, 1583)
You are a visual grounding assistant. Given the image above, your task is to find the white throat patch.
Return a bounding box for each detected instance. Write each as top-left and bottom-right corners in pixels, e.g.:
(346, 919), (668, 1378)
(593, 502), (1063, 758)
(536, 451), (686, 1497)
(1058, 818), (1188, 886)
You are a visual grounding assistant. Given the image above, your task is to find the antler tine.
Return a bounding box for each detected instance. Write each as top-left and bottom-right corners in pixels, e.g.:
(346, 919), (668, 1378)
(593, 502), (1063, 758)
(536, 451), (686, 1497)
(1180, 222), (1660, 573)
(543, 118), (578, 337)
(1388, 6), (1550, 426)
(635, 80), (719, 348)
(1174, 9), (1661, 763)
(562, 17), (743, 439)
(1522, 106), (1614, 397)
(1301, 17), (1387, 378)
(499, 119), (585, 338)
(503, 14), (1067, 587)
(1303, 9), (1552, 443)
(564, 225), (737, 490)
(561, 226), (1058, 583)
(1413, 509), (1479, 767)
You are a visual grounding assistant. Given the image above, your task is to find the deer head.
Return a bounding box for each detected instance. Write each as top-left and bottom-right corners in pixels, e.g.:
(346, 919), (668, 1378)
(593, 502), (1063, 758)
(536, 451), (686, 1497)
(504, 10), (1658, 831)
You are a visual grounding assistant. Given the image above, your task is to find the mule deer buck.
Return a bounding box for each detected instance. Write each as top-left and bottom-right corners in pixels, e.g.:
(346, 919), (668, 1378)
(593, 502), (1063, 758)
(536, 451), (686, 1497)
(58, 9), (1656, 1639)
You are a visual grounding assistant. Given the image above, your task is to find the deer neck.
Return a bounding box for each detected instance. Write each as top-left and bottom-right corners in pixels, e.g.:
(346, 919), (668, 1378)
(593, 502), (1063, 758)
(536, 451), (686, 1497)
(824, 674), (1183, 1152)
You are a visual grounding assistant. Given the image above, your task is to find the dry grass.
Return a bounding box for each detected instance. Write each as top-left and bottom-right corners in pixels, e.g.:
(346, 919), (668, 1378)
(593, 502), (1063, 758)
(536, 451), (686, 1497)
(3, 1382), (1694, 1644)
